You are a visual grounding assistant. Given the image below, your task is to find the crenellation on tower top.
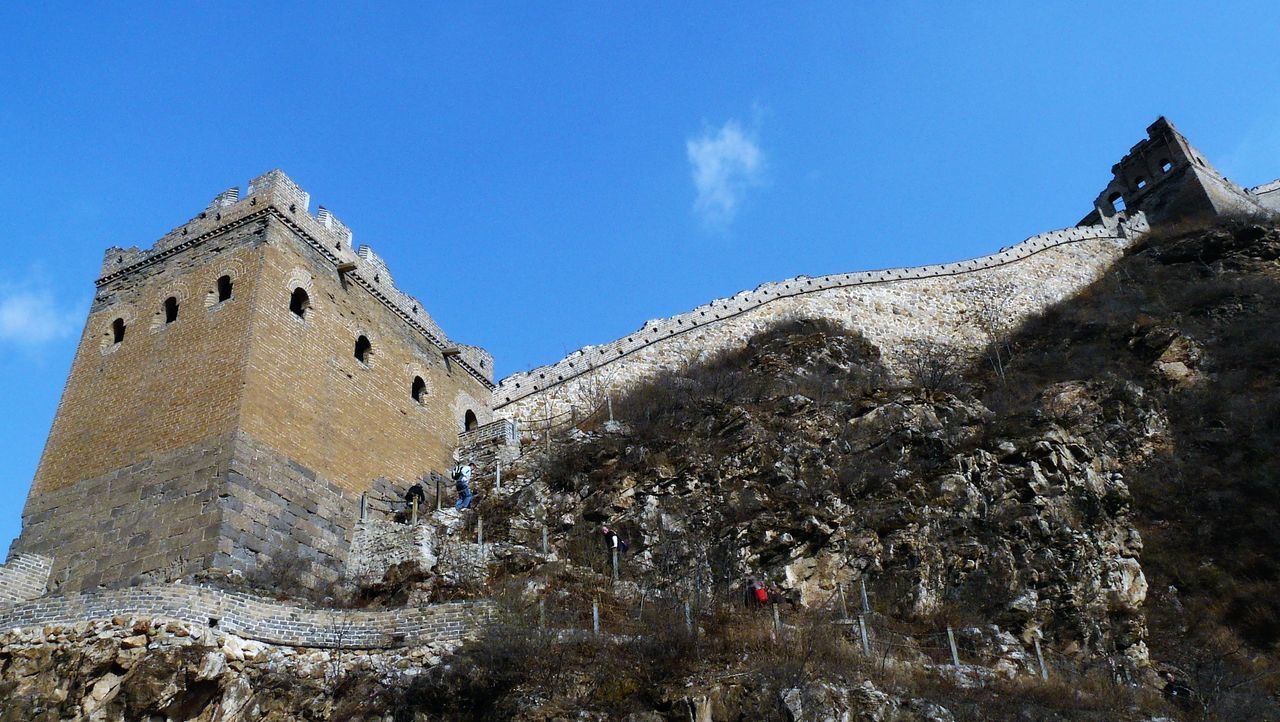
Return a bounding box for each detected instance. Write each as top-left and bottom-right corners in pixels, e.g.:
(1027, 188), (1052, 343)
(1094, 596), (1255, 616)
(206, 187), (241, 210)
(316, 205), (354, 249)
(246, 169), (310, 214)
(87, 169), (494, 386)
(99, 246), (148, 278)
(357, 245), (394, 286)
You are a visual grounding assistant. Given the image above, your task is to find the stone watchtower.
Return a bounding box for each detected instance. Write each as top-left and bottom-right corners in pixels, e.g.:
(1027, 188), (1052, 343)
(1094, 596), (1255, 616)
(10, 171), (494, 593)
(1081, 116), (1273, 227)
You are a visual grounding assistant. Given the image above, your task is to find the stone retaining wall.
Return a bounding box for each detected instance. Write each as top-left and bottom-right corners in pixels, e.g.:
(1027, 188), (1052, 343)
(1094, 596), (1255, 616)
(495, 215), (1150, 422)
(0, 583), (488, 650)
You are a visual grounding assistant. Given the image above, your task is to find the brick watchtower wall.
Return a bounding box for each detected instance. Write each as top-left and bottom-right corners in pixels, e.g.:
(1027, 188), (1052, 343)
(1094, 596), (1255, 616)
(11, 171), (494, 594)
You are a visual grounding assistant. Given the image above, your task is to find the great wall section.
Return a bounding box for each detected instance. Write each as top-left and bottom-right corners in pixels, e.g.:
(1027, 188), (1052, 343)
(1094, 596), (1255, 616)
(2, 116), (1280, 681)
(494, 217), (1148, 423)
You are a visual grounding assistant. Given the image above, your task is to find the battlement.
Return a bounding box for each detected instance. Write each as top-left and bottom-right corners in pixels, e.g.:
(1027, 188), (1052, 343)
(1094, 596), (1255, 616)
(96, 170), (493, 385)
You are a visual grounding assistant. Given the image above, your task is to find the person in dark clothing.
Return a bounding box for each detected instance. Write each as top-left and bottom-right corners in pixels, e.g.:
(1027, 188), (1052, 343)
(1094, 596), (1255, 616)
(600, 525), (629, 555)
(404, 482), (427, 511)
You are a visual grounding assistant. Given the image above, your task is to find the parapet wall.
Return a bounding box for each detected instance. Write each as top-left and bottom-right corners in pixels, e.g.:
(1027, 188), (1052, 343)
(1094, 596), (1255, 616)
(0, 582), (489, 650)
(1252, 178), (1280, 213)
(495, 214), (1150, 422)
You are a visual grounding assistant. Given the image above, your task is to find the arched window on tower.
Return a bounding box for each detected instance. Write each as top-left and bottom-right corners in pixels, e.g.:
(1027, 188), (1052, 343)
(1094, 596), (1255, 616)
(111, 318), (126, 344)
(217, 275), (233, 302)
(464, 410), (478, 431)
(163, 297), (179, 324)
(354, 335), (372, 364)
(411, 376), (426, 403)
(289, 287), (310, 319)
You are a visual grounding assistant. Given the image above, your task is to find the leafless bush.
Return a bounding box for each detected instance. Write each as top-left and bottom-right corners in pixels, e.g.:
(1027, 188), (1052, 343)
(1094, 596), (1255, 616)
(901, 340), (964, 394)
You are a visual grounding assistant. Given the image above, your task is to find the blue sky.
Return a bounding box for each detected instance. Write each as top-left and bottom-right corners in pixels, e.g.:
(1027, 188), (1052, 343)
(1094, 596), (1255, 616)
(2, 3), (1279, 551)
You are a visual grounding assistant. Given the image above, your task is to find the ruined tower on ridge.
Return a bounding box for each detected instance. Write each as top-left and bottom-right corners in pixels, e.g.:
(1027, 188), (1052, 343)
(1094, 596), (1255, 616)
(1081, 116), (1280, 227)
(9, 171), (495, 593)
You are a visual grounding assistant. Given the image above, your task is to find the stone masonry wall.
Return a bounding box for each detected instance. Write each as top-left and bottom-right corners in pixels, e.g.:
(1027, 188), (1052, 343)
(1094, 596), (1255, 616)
(13, 434), (238, 593)
(1250, 178), (1280, 213)
(0, 554), (53, 605)
(346, 520), (432, 584)
(216, 432), (360, 589)
(496, 216), (1149, 422)
(12, 430), (360, 594)
(0, 582), (488, 649)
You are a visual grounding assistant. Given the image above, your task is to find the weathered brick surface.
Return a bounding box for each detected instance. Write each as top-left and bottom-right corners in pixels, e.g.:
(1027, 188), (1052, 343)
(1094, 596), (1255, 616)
(0, 554), (53, 604)
(0, 582), (489, 649)
(238, 214), (493, 498)
(35, 234), (263, 495)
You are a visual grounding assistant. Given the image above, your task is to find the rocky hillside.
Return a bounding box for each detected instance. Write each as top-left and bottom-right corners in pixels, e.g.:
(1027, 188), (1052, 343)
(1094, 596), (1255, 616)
(457, 217), (1280, 719)
(3, 219), (1278, 720)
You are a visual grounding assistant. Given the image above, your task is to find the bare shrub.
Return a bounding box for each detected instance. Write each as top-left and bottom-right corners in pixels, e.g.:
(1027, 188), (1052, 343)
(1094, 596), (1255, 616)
(901, 340), (964, 394)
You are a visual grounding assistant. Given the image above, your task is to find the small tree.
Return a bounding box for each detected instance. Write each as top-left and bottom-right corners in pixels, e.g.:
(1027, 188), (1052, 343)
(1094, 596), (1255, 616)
(963, 283), (1018, 386)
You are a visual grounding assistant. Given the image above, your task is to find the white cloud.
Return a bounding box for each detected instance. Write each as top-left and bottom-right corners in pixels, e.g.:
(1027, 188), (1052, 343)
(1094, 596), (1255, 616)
(686, 118), (765, 228)
(0, 287), (80, 346)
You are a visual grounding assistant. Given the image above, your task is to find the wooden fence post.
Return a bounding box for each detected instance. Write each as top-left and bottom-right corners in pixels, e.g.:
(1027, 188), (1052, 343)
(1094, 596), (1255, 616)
(612, 548), (619, 582)
(860, 578), (870, 615)
(541, 525), (549, 555)
(410, 497), (418, 525)
(359, 493), (368, 521)
(476, 516), (484, 547)
(947, 626), (960, 667)
(495, 461), (502, 491)
(858, 615), (870, 656)
(435, 477), (441, 511)
(593, 599), (600, 635)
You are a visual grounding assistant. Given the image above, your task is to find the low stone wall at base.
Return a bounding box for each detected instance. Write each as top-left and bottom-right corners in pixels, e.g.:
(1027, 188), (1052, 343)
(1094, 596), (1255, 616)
(0, 554), (53, 605)
(0, 583), (489, 649)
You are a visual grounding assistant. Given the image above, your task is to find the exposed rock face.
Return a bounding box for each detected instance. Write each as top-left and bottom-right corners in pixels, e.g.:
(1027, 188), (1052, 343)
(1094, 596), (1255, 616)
(0, 617), (454, 721)
(496, 322), (1158, 669)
